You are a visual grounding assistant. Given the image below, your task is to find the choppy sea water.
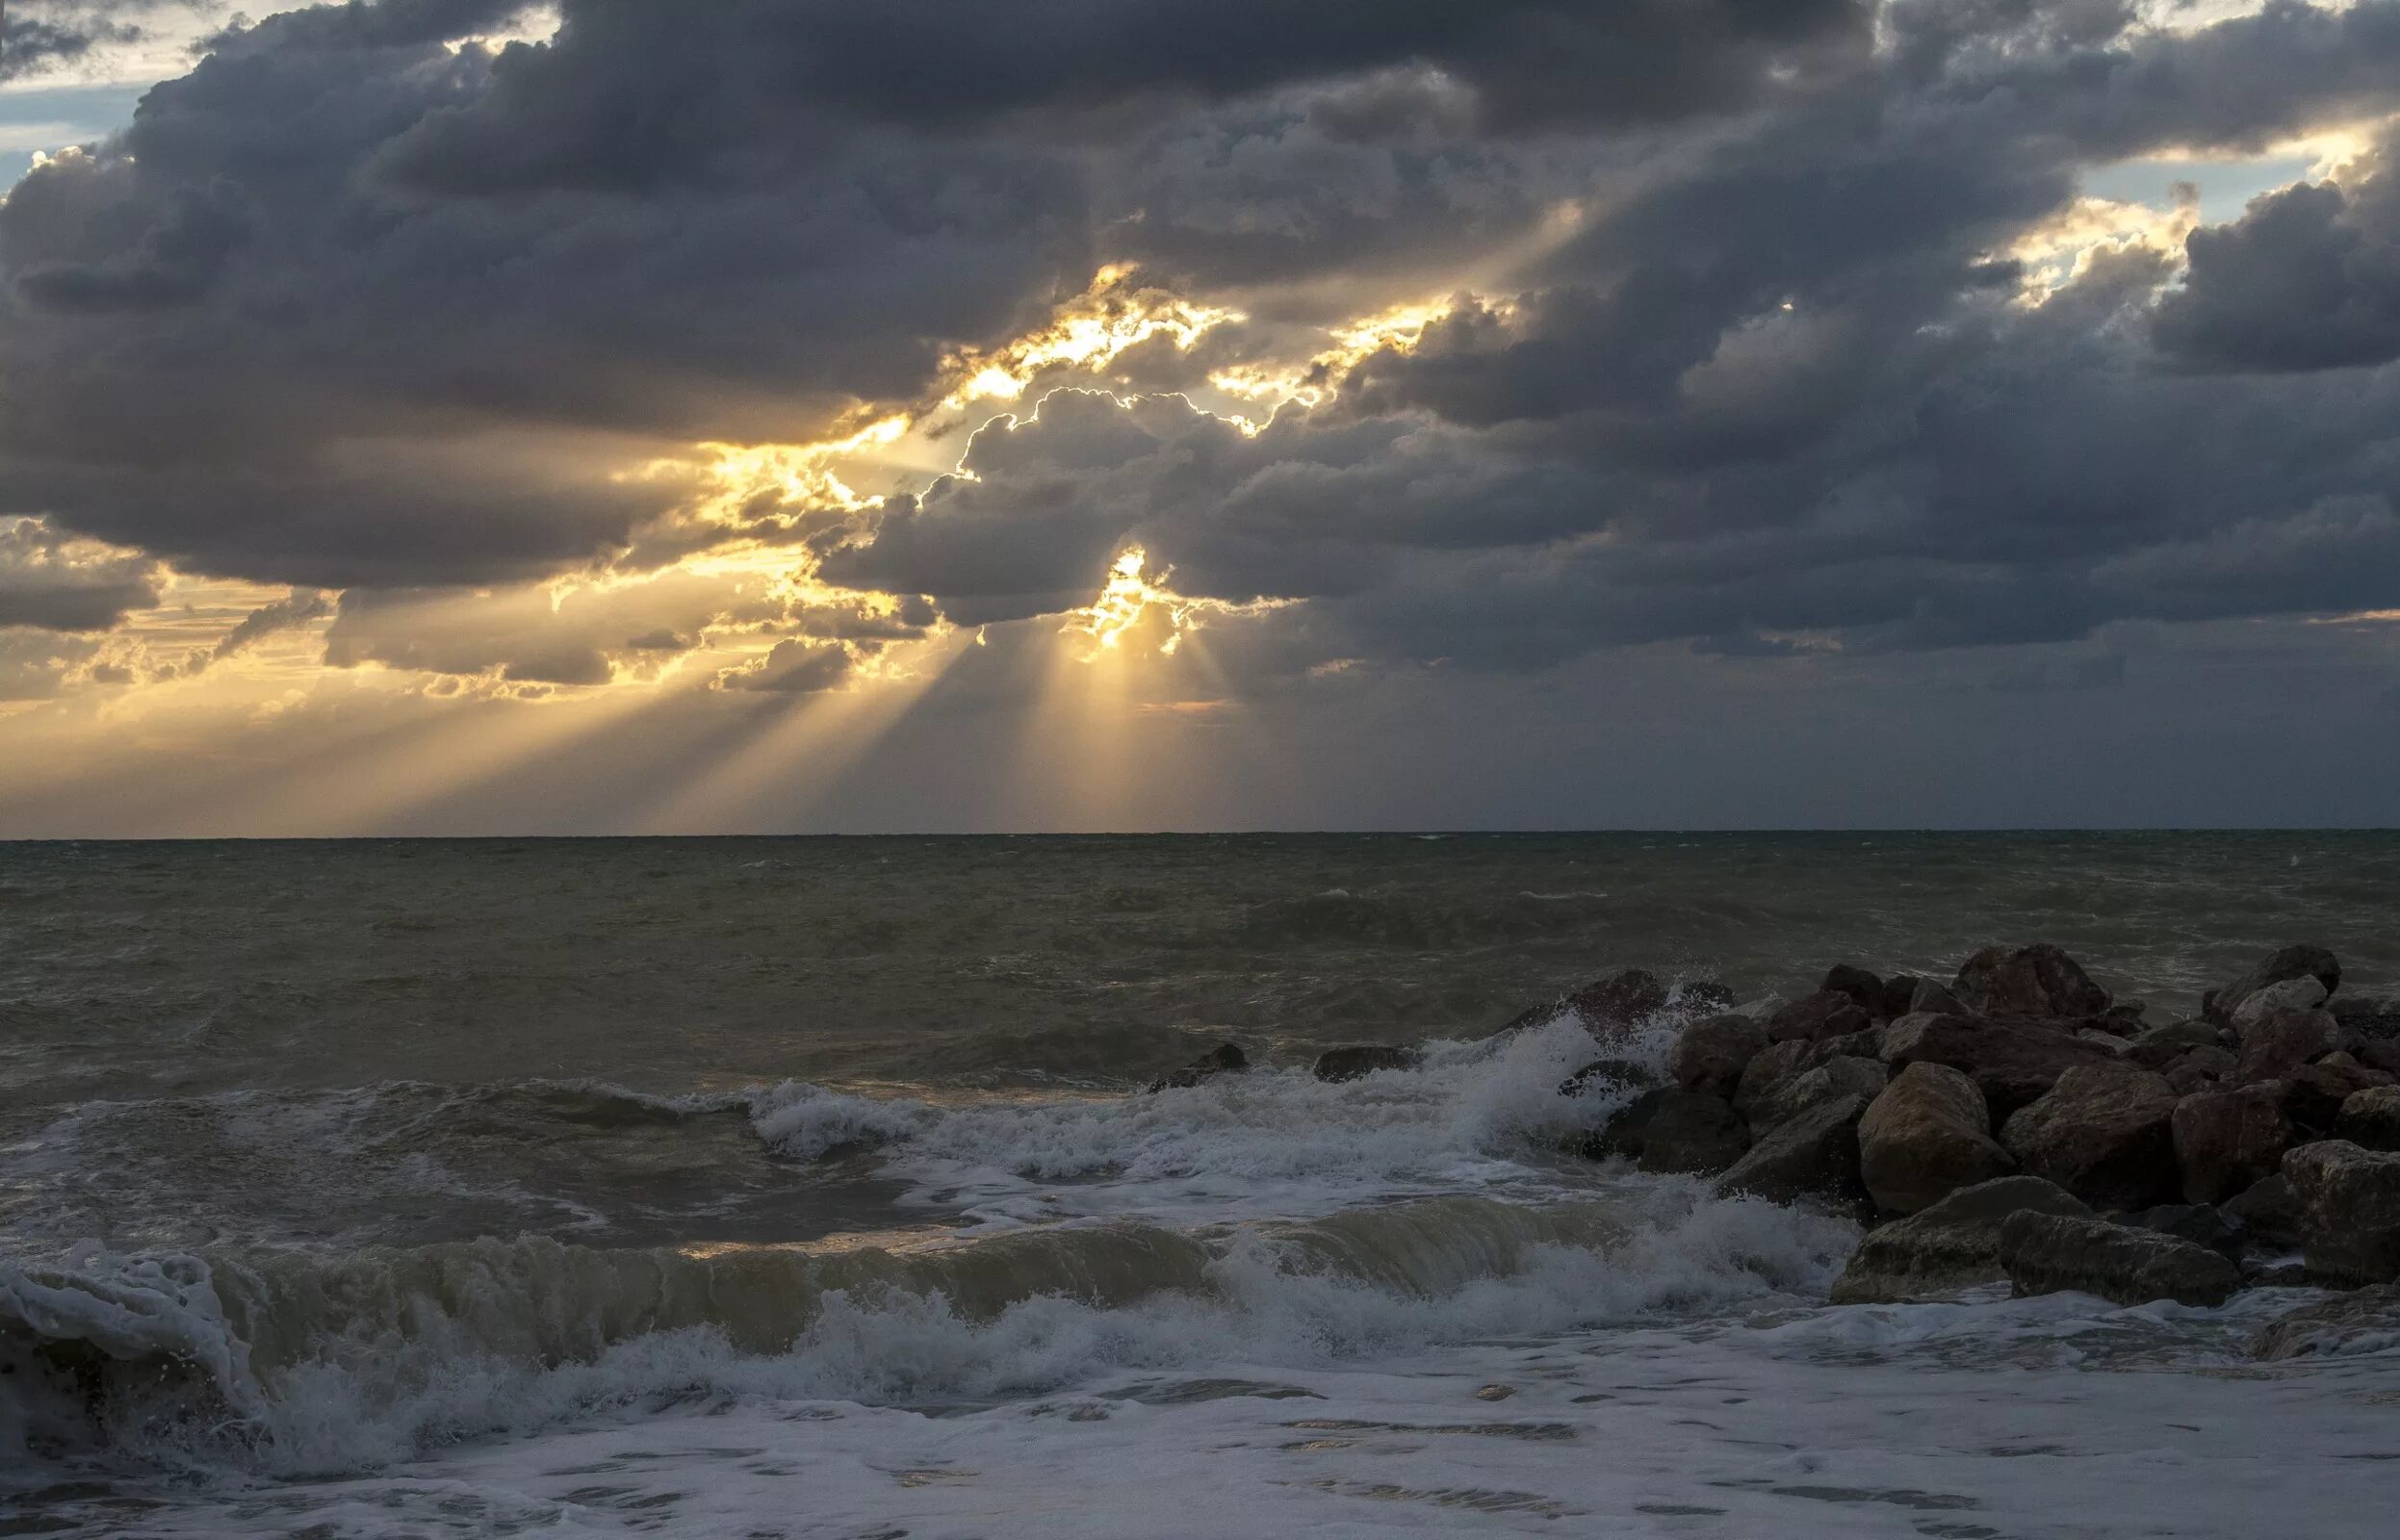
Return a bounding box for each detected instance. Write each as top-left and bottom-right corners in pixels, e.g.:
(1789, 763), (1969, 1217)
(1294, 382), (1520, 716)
(3, 833), (2397, 1537)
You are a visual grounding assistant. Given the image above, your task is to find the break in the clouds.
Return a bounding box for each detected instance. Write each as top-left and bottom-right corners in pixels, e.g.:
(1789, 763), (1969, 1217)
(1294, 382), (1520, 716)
(2, 0), (2398, 832)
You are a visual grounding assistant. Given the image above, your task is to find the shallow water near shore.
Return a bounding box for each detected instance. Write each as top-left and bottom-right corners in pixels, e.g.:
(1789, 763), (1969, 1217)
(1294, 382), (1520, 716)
(5, 833), (2399, 1536)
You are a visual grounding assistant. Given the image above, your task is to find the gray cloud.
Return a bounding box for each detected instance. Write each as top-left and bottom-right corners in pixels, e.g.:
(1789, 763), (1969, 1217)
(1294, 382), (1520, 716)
(0, 515), (161, 629)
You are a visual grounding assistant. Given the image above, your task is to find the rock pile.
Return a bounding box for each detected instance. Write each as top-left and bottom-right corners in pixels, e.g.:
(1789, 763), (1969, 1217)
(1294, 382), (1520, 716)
(1532, 944), (2400, 1309)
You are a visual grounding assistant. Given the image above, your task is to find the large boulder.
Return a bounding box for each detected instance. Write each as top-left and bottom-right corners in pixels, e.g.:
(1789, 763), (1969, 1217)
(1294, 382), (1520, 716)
(2128, 1018), (2222, 1070)
(2335, 1086), (2400, 1152)
(2283, 1141), (2400, 1285)
(1999, 1062), (2181, 1211)
(1819, 964), (1886, 1016)
(2171, 1082), (2300, 1203)
(2118, 1203), (2247, 1264)
(1953, 943), (2110, 1018)
(1879, 1013), (2120, 1116)
(1312, 1044), (1422, 1083)
(1829, 1176), (2091, 1304)
(1879, 974), (1923, 1022)
(2252, 1286), (2400, 1360)
(2234, 1008), (2346, 1083)
(1667, 1014), (1768, 1099)
(1766, 990), (1873, 1044)
(1587, 1090), (1750, 1175)
(1907, 978), (1967, 1015)
(2162, 1046), (2237, 1097)
(1858, 1062), (2015, 1216)
(1148, 1042), (1250, 1091)
(1501, 968), (1669, 1037)
(2209, 944), (2340, 1027)
(2222, 1171), (2304, 1249)
(2230, 977), (2330, 1032)
(1749, 1056), (1888, 1133)
(1730, 1040), (1814, 1122)
(1996, 1211), (2241, 1307)
(1713, 1094), (1869, 1207)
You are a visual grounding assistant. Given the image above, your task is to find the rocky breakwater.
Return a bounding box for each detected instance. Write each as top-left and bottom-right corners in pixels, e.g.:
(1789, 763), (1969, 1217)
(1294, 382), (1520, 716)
(1526, 943), (2400, 1323)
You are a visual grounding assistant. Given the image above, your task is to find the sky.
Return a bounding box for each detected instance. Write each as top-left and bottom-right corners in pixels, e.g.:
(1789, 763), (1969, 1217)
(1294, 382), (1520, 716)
(1, 0), (2398, 834)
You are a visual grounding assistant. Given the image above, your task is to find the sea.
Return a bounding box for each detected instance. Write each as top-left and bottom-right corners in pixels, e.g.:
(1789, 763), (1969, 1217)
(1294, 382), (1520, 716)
(4, 832), (2397, 1537)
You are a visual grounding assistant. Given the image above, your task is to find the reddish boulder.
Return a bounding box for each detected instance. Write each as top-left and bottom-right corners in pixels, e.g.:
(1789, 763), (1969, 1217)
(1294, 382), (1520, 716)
(2000, 1062), (2181, 1211)
(1859, 1062), (2016, 1216)
(1953, 943), (2110, 1018)
(2172, 1082), (2298, 1203)
(1879, 1012), (2120, 1116)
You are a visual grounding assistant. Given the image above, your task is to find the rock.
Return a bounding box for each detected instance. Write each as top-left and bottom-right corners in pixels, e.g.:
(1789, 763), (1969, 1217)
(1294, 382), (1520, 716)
(1674, 981), (1739, 1014)
(2076, 1029), (2134, 1053)
(2210, 944), (2340, 1026)
(1815, 1028), (1881, 1061)
(1730, 1040), (1814, 1122)
(2252, 1286), (2400, 1360)
(1879, 1013), (2120, 1116)
(2332, 995), (2400, 1040)
(1728, 993), (1788, 1024)
(1666, 1014), (1769, 1098)
(2128, 1019), (2220, 1068)
(1999, 1062), (2181, 1211)
(1559, 1059), (1656, 1097)
(1996, 1211), (2241, 1307)
(2222, 1171), (2304, 1248)
(1953, 943), (2110, 1018)
(1858, 1062), (2016, 1216)
(1501, 968), (1668, 1036)
(1587, 1090), (1750, 1176)
(2283, 1141), (2400, 1284)
(1713, 1094), (1870, 1207)
(1750, 1056), (1887, 1133)
(2335, 1086), (2400, 1151)
(2164, 1046), (2237, 1097)
(2119, 1203), (2247, 1264)
(1908, 978), (1967, 1015)
(2353, 1035), (2400, 1078)
(1880, 975), (1923, 1022)
(2233, 1008), (2345, 1082)
(1148, 1042), (1251, 1091)
(1312, 1044), (1422, 1083)
(1820, 964), (1885, 1015)
(2172, 1082), (2300, 1203)
(2230, 976), (2330, 1032)
(2283, 1062), (2377, 1135)
(1829, 1175), (2091, 1304)
(1766, 990), (1872, 1044)
(2105, 1000), (2149, 1024)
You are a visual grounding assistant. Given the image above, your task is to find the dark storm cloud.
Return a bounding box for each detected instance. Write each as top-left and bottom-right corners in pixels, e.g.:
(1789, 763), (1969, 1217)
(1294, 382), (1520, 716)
(2155, 135), (2400, 371)
(0, 516), (161, 630)
(6, 0), (2400, 693)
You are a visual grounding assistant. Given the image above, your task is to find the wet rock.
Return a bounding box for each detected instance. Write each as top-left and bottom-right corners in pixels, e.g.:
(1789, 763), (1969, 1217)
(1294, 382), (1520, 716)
(1996, 1211), (2241, 1307)
(2000, 1062), (2181, 1211)
(2172, 1082), (2300, 1203)
(2230, 977), (2330, 1032)
(2120, 1203), (2248, 1264)
(2352, 1035), (2400, 1078)
(1312, 1044), (1422, 1083)
(1730, 1039), (1815, 1122)
(1148, 1042), (1250, 1092)
(1500, 967), (1669, 1037)
(2332, 995), (2400, 1040)
(2252, 1286), (2400, 1360)
(2128, 1019), (2222, 1068)
(2163, 1046), (2237, 1097)
(2283, 1140), (2400, 1285)
(1879, 1013), (2120, 1116)
(1587, 1090), (1751, 1175)
(2234, 1008), (2345, 1083)
(1829, 1176), (2091, 1304)
(1666, 1014), (1769, 1099)
(1559, 1059), (1656, 1098)
(2210, 944), (2341, 1027)
(1749, 1056), (1887, 1134)
(1766, 990), (1872, 1044)
(1880, 975), (1923, 1022)
(2283, 1061), (2379, 1135)
(1713, 1094), (1870, 1207)
(2335, 1086), (2400, 1151)
(2222, 1171), (2304, 1249)
(2076, 1028), (2135, 1054)
(1907, 978), (1967, 1016)
(1858, 1062), (2015, 1216)
(1674, 981), (1739, 1014)
(1728, 992), (1788, 1024)
(1820, 964), (1885, 1016)
(1815, 1028), (1881, 1062)
(1953, 943), (2110, 1018)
